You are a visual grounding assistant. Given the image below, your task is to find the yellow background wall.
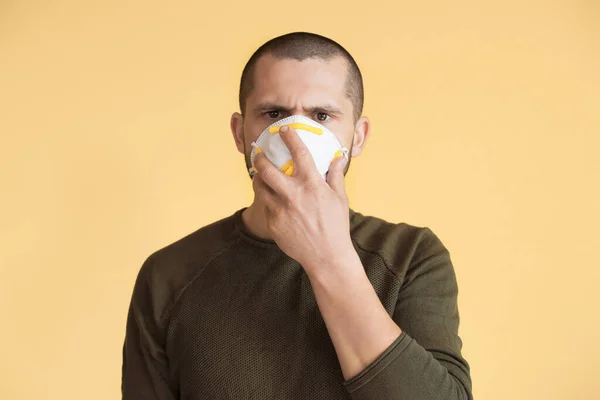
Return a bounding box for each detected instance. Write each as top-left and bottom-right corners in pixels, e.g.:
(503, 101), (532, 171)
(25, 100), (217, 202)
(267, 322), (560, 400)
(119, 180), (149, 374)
(1, 1), (598, 399)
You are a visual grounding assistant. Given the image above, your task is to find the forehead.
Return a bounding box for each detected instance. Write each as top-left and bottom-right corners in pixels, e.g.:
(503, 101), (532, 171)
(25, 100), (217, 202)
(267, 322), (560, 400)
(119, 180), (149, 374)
(248, 54), (350, 107)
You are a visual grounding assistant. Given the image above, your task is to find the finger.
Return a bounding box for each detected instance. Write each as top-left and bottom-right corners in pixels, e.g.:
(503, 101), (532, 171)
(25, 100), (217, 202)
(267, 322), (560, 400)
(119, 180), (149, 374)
(278, 125), (318, 177)
(326, 152), (348, 196)
(254, 152), (289, 196)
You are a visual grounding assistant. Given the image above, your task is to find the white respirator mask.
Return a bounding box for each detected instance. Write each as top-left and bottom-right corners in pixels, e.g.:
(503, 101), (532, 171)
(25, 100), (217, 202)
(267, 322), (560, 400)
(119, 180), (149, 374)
(248, 115), (349, 180)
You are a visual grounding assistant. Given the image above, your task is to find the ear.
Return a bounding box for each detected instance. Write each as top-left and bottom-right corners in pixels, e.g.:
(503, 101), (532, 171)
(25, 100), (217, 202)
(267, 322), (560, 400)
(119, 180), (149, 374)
(350, 116), (371, 158)
(230, 112), (245, 154)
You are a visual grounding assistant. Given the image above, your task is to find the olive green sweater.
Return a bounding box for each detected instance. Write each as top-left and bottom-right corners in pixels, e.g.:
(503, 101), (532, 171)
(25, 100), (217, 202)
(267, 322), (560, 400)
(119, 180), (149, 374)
(121, 207), (473, 399)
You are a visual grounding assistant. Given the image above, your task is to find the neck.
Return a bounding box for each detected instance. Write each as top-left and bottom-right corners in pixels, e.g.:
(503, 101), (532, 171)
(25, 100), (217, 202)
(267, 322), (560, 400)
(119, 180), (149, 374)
(241, 199), (274, 241)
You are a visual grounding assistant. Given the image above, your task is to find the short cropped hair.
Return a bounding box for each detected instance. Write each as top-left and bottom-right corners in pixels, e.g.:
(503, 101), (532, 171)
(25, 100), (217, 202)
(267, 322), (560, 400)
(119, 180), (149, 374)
(238, 32), (364, 122)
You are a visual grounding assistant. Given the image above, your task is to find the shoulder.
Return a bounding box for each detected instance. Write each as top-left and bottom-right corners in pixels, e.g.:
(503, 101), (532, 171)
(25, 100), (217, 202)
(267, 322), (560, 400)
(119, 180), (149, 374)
(130, 209), (241, 324)
(349, 209), (449, 281)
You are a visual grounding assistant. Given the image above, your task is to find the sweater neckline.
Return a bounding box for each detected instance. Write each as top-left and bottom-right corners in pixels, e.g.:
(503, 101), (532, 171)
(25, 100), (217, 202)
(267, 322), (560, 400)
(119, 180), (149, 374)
(233, 206), (360, 249)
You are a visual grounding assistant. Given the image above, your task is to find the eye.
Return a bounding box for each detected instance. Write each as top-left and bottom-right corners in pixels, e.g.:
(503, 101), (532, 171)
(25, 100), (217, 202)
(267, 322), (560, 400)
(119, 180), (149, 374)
(316, 112), (330, 122)
(265, 111), (280, 119)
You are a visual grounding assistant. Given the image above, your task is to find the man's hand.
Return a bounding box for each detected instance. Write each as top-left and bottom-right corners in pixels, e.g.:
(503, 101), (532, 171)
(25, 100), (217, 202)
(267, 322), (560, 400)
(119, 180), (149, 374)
(252, 124), (354, 276)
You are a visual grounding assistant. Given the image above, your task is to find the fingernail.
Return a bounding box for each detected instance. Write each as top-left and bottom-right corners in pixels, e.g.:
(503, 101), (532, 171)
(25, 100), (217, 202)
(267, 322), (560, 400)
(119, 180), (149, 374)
(280, 125), (289, 133)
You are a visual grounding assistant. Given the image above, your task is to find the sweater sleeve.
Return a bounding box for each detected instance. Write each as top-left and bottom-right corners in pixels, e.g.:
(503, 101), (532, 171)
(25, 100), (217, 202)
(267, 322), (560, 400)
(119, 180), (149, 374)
(121, 254), (178, 400)
(342, 227), (473, 399)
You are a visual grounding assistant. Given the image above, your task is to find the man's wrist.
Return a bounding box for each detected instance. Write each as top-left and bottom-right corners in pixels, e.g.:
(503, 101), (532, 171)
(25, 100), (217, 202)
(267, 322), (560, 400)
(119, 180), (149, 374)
(304, 244), (363, 282)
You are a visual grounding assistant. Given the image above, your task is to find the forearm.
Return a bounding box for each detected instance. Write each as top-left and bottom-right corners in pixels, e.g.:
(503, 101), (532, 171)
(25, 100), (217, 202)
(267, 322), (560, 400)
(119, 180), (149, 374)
(305, 251), (403, 381)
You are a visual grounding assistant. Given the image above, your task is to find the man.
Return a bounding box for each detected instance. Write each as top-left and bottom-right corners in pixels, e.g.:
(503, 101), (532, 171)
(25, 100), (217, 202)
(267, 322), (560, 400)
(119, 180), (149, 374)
(122, 32), (473, 400)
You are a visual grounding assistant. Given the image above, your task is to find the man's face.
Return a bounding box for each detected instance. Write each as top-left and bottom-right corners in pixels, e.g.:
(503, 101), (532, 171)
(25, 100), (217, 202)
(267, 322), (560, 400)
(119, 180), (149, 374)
(231, 54), (369, 178)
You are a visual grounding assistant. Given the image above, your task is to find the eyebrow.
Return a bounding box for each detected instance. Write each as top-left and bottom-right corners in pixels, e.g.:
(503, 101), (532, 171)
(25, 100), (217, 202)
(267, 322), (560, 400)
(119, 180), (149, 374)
(253, 102), (344, 116)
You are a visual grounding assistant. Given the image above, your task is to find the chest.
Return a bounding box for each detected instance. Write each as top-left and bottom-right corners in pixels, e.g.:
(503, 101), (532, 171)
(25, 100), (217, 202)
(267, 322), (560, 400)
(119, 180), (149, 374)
(165, 248), (401, 399)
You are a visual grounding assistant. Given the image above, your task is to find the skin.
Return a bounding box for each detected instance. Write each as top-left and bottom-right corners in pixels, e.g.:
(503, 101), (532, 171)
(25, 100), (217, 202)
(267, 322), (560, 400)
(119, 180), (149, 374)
(230, 54), (370, 243)
(228, 53), (403, 381)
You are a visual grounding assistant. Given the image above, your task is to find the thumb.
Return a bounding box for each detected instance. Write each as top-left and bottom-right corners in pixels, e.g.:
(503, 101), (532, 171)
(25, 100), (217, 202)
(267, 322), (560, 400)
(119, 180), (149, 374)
(326, 154), (347, 194)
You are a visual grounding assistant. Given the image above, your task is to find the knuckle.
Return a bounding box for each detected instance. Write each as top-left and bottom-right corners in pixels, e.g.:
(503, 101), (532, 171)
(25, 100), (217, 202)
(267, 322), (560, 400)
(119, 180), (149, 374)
(295, 147), (311, 160)
(304, 175), (320, 189)
(261, 168), (275, 181)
